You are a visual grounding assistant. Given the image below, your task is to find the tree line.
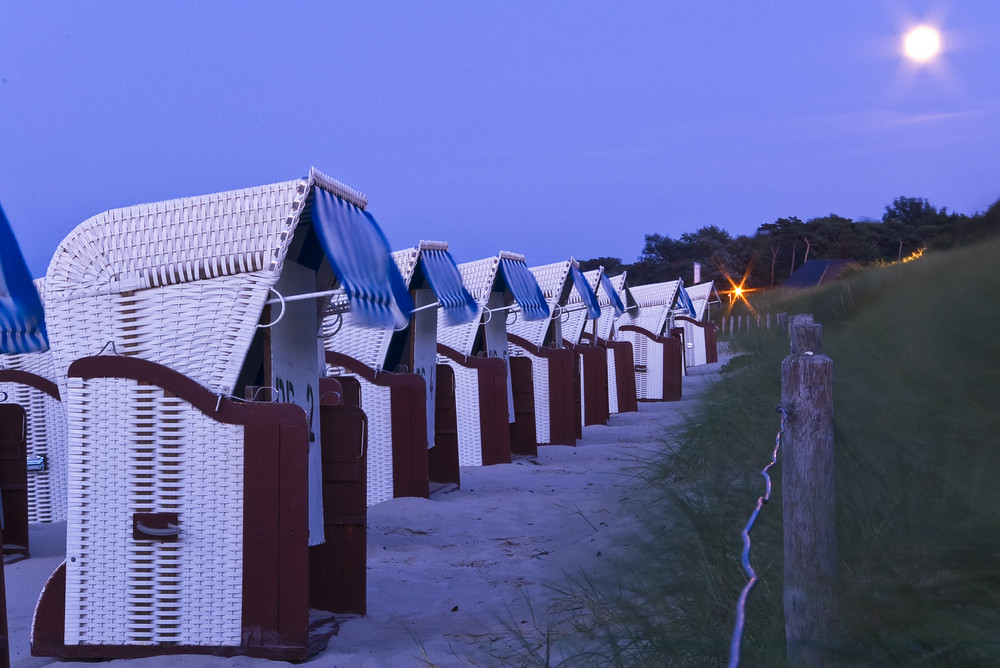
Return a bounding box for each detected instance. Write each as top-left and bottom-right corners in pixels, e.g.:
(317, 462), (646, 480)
(579, 195), (1000, 290)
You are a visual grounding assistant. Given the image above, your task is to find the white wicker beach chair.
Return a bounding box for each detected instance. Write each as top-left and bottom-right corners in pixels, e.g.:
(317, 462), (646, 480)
(1, 208), (64, 557)
(557, 265), (607, 428)
(677, 280), (720, 367)
(601, 272), (639, 413)
(33, 168), (410, 659)
(508, 260), (603, 438)
(618, 280), (683, 401)
(507, 261), (573, 447)
(0, 279), (68, 526)
(437, 252), (548, 465)
(579, 269), (635, 415)
(322, 241), (476, 505)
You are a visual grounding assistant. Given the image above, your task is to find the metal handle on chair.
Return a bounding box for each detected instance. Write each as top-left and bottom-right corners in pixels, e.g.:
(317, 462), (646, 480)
(133, 512), (180, 541)
(136, 522), (180, 538)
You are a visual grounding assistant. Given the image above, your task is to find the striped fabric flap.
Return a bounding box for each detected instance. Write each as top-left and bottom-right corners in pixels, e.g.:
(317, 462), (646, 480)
(420, 249), (478, 326)
(0, 202), (48, 354)
(498, 256), (549, 321)
(677, 282), (696, 317)
(600, 272), (626, 316)
(569, 264), (601, 319)
(311, 187), (414, 330)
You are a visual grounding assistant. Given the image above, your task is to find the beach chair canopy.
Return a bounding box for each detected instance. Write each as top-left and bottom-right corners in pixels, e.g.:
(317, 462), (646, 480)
(683, 280), (719, 321)
(676, 281), (696, 318)
(623, 279), (681, 337)
(439, 251), (548, 357)
(396, 241), (477, 327)
(45, 167), (411, 394)
(310, 186), (414, 329)
(580, 268), (627, 344)
(0, 202), (48, 354)
(509, 259), (598, 349)
(597, 271), (626, 316)
(557, 262), (602, 347)
(498, 254), (549, 321)
(324, 240), (476, 372)
(566, 263), (602, 319)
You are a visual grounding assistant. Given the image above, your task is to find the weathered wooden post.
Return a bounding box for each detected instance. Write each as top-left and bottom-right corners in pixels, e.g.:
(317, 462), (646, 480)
(782, 314), (837, 666)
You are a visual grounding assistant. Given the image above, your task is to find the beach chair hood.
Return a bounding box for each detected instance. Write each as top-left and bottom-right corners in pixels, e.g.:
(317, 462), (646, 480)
(0, 201), (48, 354)
(45, 168), (411, 394)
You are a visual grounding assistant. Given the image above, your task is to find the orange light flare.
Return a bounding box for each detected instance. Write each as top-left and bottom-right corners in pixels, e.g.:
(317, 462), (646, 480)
(718, 265), (759, 316)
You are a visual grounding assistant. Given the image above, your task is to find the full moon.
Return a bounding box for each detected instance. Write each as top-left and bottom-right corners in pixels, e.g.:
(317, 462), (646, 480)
(904, 26), (941, 62)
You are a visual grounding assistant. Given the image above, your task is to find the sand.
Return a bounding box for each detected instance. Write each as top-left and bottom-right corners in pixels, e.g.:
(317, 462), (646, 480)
(5, 358), (725, 668)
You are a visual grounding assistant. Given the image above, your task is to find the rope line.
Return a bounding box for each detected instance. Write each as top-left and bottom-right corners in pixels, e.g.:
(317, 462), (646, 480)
(727, 405), (786, 668)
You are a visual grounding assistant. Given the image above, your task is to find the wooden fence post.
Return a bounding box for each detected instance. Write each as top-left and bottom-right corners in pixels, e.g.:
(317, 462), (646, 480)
(782, 314), (838, 666)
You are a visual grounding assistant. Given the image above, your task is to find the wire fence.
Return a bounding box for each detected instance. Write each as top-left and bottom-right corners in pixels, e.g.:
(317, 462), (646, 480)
(727, 405), (786, 668)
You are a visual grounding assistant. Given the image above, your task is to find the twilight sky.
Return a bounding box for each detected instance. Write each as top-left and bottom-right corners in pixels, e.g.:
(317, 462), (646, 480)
(1, 1), (998, 278)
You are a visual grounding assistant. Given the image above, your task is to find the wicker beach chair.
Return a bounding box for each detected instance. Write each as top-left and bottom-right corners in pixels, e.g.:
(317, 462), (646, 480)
(618, 280), (684, 401)
(1, 207), (60, 559)
(437, 252), (547, 466)
(601, 272), (639, 413)
(32, 168), (410, 659)
(323, 241), (476, 505)
(578, 269), (638, 416)
(507, 260), (602, 443)
(558, 265), (607, 428)
(675, 280), (720, 366)
(0, 280), (68, 528)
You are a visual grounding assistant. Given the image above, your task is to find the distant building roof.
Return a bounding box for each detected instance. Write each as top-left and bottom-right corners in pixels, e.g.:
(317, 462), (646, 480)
(783, 259), (860, 288)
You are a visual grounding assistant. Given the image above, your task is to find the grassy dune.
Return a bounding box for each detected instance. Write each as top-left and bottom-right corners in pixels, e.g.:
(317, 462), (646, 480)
(532, 237), (1000, 666)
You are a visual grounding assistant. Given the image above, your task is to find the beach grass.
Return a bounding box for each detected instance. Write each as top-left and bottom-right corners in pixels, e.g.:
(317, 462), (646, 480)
(514, 236), (1000, 666)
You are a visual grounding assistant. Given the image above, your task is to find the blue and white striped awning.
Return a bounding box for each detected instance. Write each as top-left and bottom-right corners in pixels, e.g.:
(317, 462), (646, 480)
(677, 282), (696, 317)
(0, 202), (48, 354)
(311, 187), (414, 329)
(600, 272), (625, 316)
(498, 256), (549, 321)
(420, 248), (478, 326)
(569, 264), (601, 319)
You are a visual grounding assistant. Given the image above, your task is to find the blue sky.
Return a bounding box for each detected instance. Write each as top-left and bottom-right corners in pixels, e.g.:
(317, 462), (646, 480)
(2, 2), (998, 278)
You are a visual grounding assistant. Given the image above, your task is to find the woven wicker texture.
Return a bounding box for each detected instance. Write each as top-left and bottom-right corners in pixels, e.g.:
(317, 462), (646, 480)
(606, 349), (619, 413)
(355, 379), (394, 507)
(64, 375), (243, 646)
(507, 261), (569, 348)
(437, 257), (498, 356)
(620, 280), (680, 339)
(627, 280), (680, 310)
(624, 332), (665, 400)
(449, 363), (484, 467)
(506, 348), (552, 444)
(392, 246), (420, 287)
(323, 308), (395, 371)
(0, 353), (67, 523)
